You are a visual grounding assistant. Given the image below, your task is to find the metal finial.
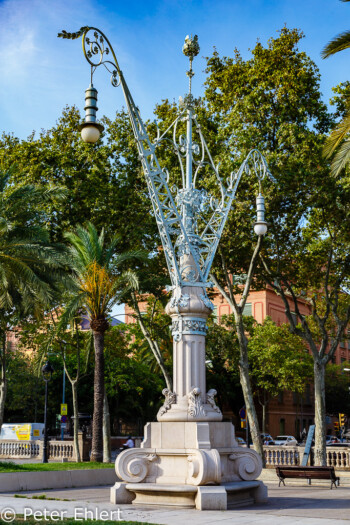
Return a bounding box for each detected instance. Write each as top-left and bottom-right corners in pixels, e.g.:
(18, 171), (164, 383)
(182, 35), (199, 96)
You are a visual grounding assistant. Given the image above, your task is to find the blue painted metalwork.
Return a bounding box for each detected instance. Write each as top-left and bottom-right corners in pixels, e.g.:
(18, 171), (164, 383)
(59, 27), (275, 294)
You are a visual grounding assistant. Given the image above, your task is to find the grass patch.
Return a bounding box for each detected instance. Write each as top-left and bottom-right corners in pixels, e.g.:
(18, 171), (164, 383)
(14, 494), (72, 501)
(0, 461), (114, 473)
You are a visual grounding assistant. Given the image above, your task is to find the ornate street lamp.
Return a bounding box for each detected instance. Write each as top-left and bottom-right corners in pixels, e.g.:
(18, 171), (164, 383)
(59, 27), (275, 509)
(42, 360), (54, 463)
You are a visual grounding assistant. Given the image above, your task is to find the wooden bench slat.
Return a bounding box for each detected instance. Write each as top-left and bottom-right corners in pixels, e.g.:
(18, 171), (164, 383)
(275, 466), (339, 489)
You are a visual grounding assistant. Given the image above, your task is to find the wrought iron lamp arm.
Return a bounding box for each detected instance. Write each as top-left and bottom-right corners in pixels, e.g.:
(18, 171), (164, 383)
(58, 27), (204, 288)
(59, 28), (276, 291)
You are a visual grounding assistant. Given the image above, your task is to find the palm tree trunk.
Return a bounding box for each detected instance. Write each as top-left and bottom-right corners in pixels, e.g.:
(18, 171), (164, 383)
(314, 359), (327, 466)
(0, 333), (7, 430)
(72, 380), (81, 462)
(91, 330), (105, 462)
(103, 393), (111, 463)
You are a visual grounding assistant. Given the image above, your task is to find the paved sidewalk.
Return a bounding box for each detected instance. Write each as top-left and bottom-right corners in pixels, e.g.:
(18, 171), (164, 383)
(0, 482), (350, 524)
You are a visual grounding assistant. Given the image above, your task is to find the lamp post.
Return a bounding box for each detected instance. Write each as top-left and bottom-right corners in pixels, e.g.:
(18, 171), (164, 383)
(59, 26), (275, 508)
(42, 360), (54, 463)
(61, 341), (66, 441)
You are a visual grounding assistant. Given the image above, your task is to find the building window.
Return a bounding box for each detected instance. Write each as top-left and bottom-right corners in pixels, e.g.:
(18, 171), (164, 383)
(243, 303), (252, 317)
(278, 391), (284, 403)
(279, 418), (285, 435)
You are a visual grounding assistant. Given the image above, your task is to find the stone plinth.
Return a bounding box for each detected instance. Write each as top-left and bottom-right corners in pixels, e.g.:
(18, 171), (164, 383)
(110, 421), (267, 510)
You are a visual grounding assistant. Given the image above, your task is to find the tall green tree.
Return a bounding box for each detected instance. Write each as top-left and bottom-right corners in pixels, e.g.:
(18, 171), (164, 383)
(248, 318), (313, 433)
(0, 168), (68, 429)
(204, 27), (347, 464)
(60, 223), (140, 462)
(0, 107), (159, 254)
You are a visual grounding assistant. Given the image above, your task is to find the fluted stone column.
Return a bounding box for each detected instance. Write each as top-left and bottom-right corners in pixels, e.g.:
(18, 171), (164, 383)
(157, 255), (222, 422)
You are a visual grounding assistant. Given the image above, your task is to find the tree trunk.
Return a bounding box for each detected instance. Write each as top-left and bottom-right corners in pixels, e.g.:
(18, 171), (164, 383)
(235, 314), (264, 463)
(91, 330), (105, 462)
(72, 380), (81, 463)
(103, 393), (111, 463)
(239, 361), (264, 462)
(0, 335), (7, 430)
(314, 359), (327, 466)
(262, 403), (266, 435)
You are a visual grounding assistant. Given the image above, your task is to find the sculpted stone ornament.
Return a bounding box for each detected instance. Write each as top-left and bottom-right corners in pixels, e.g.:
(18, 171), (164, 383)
(188, 387), (206, 418)
(228, 448), (262, 481)
(158, 388), (176, 417)
(206, 389), (221, 414)
(116, 449), (157, 483)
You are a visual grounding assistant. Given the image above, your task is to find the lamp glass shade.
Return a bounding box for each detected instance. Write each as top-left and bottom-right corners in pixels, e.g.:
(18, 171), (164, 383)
(254, 222), (268, 236)
(42, 360), (54, 379)
(81, 125), (101, 143)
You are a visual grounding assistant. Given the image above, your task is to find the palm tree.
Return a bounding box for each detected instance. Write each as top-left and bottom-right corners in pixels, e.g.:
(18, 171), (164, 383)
(322, 0), (350, 175)
(0, 168), (68, 429)
(60, 223), (140, 462)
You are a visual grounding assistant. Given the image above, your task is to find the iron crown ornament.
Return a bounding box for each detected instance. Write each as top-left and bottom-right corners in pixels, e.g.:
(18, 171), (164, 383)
(58, 27), (276, 295)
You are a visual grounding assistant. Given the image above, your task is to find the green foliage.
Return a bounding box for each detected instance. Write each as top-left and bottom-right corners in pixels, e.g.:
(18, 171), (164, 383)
(4, 347), (42, 421)
(205, 319), (243, 413)
(104, 325), (165, 425)
(322, 2), (350, 175)
(126, 296), (172, 375)
(0, 461), (113, 472)
(59, 223), (141, 330)
(0, 168), (68, 315)
(0, 107), (159, 260)
(325, 362), (350, 416)
(248, 317), (313, 398)
(204, 27), (333, 291)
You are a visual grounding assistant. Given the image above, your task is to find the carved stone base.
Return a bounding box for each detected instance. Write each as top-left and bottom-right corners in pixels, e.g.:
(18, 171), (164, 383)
(110, 481), (266, 509)
(111, 421), (267, 510)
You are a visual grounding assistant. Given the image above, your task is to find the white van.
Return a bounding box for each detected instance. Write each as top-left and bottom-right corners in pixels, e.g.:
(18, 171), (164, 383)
(0, 423), (45, 441)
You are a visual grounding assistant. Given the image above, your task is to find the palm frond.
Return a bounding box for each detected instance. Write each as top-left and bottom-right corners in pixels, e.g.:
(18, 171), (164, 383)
(323, 111), (350, 158)
(57, 292), (86, 331)
(329, 139), (350, 176)
(322, 30), (350, 58)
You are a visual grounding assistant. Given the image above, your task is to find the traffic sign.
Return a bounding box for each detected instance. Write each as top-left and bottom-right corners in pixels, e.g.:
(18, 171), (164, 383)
(60, 404), (68, 415)
(61, 423), (67, 430)
(61, 415), (67, 423)
(239, 407), (246, 419)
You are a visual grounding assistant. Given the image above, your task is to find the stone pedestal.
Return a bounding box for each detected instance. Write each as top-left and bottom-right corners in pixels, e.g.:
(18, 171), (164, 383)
(110, 421), (267, 510)
(110, 256), (267, 510)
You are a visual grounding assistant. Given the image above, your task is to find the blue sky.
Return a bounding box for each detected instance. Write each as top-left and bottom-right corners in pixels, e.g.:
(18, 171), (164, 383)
(1, 0), (350, 141)
(0, 0), (349, 320)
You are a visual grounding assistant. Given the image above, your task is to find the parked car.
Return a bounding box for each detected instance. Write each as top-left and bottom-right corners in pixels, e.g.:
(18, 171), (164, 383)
(274, 435), (298, 446)
(326, 442), (350, 447)
(326, 435), (340, 445)
(260, 433), (274, 445)
(236, 437), (246, 446)
(261, 433), (273, 442)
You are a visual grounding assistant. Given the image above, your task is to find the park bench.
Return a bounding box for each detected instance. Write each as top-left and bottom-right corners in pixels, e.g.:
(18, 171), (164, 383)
(275, 466), (339, 489)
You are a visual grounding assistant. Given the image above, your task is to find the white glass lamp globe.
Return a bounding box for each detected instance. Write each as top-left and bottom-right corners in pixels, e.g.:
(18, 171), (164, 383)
(79, 122), (104, 144)
(254, 222), (268, 236)
(81, 125), (100, 143)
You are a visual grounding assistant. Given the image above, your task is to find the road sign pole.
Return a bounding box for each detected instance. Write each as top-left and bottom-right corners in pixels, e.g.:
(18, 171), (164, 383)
(246, 416), (250, 448)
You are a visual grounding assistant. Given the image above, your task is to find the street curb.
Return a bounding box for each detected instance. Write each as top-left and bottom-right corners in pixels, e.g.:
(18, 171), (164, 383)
(0, 468), (117, 492)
